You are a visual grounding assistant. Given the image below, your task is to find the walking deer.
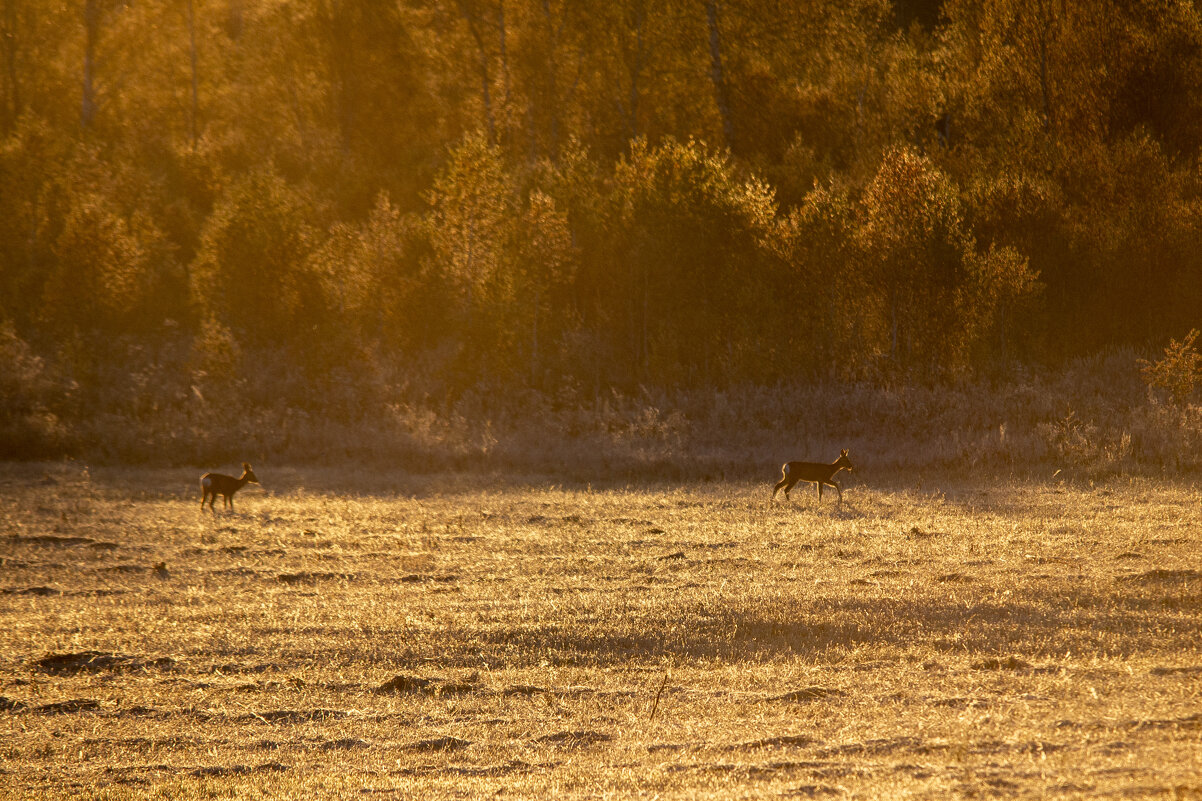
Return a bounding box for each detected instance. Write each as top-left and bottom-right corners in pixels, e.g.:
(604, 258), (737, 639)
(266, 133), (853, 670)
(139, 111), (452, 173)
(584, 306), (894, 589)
(772, 449), (853, 504)
(200, 462), (259, 511)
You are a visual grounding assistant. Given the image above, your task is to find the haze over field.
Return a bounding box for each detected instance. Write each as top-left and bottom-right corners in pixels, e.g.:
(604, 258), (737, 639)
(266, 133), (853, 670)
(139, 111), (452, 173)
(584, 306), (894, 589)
(0, 464), (1200, 798)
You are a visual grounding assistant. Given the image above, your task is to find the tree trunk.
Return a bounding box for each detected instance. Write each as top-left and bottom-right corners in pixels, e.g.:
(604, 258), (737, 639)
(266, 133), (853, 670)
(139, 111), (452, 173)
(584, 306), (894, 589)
(705, 0), (734, 150)
(1, 0), (20, 134)
(618, 3), (647, 142)
(81, 0), (99, 129)
(187, 0), (199, 148)
(457, 0), (497, 142)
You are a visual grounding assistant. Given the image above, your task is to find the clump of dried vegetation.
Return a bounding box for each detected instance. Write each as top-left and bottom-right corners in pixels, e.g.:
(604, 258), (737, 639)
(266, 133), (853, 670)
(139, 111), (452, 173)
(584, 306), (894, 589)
(5, 330), (1202, 485)
(0, 462), (1199, 799)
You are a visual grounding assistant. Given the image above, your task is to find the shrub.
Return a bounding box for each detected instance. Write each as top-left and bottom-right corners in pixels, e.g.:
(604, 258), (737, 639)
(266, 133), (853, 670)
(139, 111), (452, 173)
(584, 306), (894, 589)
(1139, 329), (1201, 405)
(0, 324), (71, 458)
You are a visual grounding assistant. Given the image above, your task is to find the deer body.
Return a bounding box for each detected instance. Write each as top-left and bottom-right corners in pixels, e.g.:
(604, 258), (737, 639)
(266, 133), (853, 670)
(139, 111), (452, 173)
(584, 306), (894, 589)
(772, 449), (853, 504)
(200, 462), (259, 511)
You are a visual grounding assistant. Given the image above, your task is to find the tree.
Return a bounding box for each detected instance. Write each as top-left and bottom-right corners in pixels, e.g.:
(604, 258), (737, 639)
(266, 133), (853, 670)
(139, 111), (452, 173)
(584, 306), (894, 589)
(425, 131), (519, 381)
(190, 167), (318, 349)
(779, 184), (866, 378)
(309, 191), (428, 352)
(857, 145), (971, 373)
(609, 136), (782, 384)
(512, 189), (577, 383)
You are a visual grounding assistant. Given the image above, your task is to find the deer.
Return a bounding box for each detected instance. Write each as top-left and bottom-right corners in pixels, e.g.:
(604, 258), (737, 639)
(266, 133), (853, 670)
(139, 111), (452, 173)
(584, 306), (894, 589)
(200, 462), (259, 511)
(772, 449), (853, 505)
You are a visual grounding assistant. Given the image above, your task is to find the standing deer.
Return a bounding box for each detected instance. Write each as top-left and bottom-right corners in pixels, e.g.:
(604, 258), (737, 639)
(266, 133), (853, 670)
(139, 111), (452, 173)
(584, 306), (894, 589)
(200, 462), (259, 511)
(772, 449), (853, 504)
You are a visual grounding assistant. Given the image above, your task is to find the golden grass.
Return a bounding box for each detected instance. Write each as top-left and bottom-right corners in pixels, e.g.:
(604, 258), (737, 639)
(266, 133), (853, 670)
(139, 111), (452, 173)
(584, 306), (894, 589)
(1, 462), (1200, 799)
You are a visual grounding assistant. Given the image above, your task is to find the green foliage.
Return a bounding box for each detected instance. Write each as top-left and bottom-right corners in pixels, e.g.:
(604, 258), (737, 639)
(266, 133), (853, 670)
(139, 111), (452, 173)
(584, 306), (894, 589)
(778, 184), (862, 377)
(956, 244), (1040, 367)
(190, 317), (243, 393)
(1, 0), (1201, 461)
(308, 192), (425, 350)
(610, 137), (782, 384)
(43, 185), (156, 337)
(191, 167), (318, 347)
(0, 323), (70, 458)
(857, 146), (971, 373)
(512, 190), (579, 385)
(1140, 329), (1202, 406)
(425, 131), (520, 383)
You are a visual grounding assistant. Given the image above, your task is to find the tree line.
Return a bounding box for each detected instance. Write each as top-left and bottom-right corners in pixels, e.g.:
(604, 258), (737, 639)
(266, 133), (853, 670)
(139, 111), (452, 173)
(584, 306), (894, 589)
(2, 0), (1201, 447)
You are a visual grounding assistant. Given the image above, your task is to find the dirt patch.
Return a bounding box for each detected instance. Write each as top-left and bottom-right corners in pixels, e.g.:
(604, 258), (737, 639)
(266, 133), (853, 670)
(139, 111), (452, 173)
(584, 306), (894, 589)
(33, 651), (177, 675)
(245, 709), (350, 724)
(818, 736), (932, 757)
(535, 730), (613, 747)
(375, 674), (436, 694)
(189, 762), (289, 777)
(374, 674), (479, 696)
(0, 696), (27, 711)
(113, 705), (164, 718)
(783, 785), (842, 798)
(733, 734), (818, 750)
(404, 736), (472, 752)
(931, 696), (986, 709)
(1128, 713), (1202, 730)
(441, 761), (540, 777)
(1150, 666), (1202, 676)
(277, 572), (356, 584)
(6, 534), (99, 546)
(319, 738), (371, 751)
(935, 572), (974, 583)
(1118, 569), (1200, 584)
(767, 687), (845, 703)
(398, 573), (459, 584)
(971, 656), (1032, 671)
(501, 684), (547, 696)
(392, 759), (546, 778)
(201, 662), (278, 675)
(97, 564), (151, 574)
(32, 698), (102, 714)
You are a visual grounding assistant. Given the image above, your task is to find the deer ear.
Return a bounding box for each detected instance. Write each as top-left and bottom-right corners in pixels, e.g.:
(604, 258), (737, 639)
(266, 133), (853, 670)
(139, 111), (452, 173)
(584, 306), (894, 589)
(841, 449), (849, 456)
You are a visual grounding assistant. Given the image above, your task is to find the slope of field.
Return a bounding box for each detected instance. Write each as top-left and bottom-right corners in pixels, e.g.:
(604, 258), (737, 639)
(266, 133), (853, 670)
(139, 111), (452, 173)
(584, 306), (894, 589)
(1, 462), (1200, 799)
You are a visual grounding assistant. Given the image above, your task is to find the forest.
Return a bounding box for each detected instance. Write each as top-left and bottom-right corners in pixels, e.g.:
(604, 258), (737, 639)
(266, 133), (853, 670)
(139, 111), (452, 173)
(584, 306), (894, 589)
(1, 0), (1200, 468)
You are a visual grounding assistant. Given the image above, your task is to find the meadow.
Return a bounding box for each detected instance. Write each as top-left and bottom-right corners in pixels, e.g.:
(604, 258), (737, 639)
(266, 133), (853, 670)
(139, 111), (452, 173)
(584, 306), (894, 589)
(1, 460), (1200, 799)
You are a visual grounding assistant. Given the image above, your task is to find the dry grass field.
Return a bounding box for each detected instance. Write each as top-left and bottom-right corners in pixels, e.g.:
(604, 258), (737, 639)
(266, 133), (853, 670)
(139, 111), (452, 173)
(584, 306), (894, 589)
(1, 461), (1200, 799)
